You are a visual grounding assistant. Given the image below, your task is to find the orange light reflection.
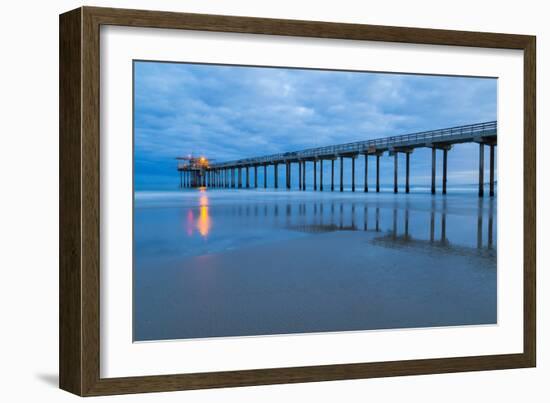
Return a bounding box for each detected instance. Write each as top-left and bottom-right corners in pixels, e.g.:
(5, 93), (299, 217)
(196, 190), (211, 237)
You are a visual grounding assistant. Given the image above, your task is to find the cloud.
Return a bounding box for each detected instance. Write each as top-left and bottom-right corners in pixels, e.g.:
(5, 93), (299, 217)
(134, 61), (496, 189)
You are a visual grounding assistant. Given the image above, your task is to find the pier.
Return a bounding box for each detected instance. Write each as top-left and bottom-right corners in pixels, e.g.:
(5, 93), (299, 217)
(177, 121), (497, 196)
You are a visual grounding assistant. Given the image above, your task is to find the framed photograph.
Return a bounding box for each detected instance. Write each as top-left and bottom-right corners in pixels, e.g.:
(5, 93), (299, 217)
(59, 6), (536, 396)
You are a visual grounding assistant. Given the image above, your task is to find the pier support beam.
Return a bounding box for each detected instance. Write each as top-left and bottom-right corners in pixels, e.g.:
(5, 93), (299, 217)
(179, 171), (183, 188)
(489, 144), (495, 197)
(431, 147), (436, 195)
(364, 154), (368, 192)
(274, 163), (279, 188)
(231, 168), (235, 188)
(298, 161), (302, 190)
(238, 167), (242, 188)
(246, 166), (250, 188)
(340, 156), (344, 192)
(478, 143), (484, 197)
(288, 162), (292, 189)
(264, 165), (267, 188)
(254, 165), (258, 188)
(393, 153), (398, 193)
(313, 160), (318, 190)
(442, 149), (448, 195)
(406, 153), (410, 193)
(331, 159), (335, 191)
(285, 162), (289, 189)
(299, 161), (302, 190)
(302, 161), (306, 190)
(376, 155), (380, 193)
(351, 156), (356, 192)
(320, 160), (324, 191)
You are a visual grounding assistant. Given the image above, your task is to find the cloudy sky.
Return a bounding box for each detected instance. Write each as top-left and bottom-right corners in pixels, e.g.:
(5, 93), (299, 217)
(134, 61), (497, 190)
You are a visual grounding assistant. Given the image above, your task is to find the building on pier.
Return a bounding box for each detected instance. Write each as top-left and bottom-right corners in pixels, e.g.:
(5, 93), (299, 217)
(176, 155), (212, 188)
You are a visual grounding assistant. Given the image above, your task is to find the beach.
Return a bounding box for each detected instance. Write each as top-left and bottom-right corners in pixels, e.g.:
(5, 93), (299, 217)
(133, 188), (497, 341)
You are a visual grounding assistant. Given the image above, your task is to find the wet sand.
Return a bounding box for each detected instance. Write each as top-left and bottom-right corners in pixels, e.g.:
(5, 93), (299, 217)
(134, 224), (496, 341)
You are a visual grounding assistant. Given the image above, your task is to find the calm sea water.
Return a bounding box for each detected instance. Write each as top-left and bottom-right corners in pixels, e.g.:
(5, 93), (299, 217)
(133, 187), (497, 341)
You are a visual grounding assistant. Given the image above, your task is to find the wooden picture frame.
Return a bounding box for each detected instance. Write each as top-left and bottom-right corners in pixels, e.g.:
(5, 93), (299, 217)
(59, 6), (536, 396)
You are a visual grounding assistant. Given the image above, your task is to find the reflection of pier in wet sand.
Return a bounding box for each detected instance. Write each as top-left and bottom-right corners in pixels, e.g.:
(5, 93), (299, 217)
(221, 197), (496, 254)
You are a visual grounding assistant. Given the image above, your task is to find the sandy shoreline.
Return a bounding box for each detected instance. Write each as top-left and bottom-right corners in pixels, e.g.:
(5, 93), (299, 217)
(134, 229), (496, 341)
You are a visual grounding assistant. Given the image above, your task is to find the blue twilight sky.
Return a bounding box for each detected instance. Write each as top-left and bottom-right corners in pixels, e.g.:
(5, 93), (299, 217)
(134, 61), (497, 191)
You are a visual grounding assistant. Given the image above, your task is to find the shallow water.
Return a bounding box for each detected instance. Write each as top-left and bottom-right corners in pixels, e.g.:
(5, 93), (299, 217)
(133, 188), (497, 341)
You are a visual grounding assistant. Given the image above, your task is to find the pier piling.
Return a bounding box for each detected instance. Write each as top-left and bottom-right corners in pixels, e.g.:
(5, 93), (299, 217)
(331, 159), (335, 191)
(313, 160), (317, 191)
(340, 156), (344, 192)
(288, 162), (292, 189)
(406, 153), (410, 193)
(303, 161), (306, 190)
(299, 160), (302, 190)
(351, 156), (356, 192)
(489, 144), (495, 197)
(376, 154), (380, 193)
(393, 152), (398, 193)
(364, 154), (368, 192)
(442, 149), (448, 195)
(478, 143), (484, 197)
(431, 148), (436, 195)
(320, 160), (324, 191)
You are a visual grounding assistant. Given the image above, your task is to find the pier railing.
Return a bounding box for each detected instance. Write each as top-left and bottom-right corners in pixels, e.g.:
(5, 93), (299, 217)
(209, 121), (496, 169)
